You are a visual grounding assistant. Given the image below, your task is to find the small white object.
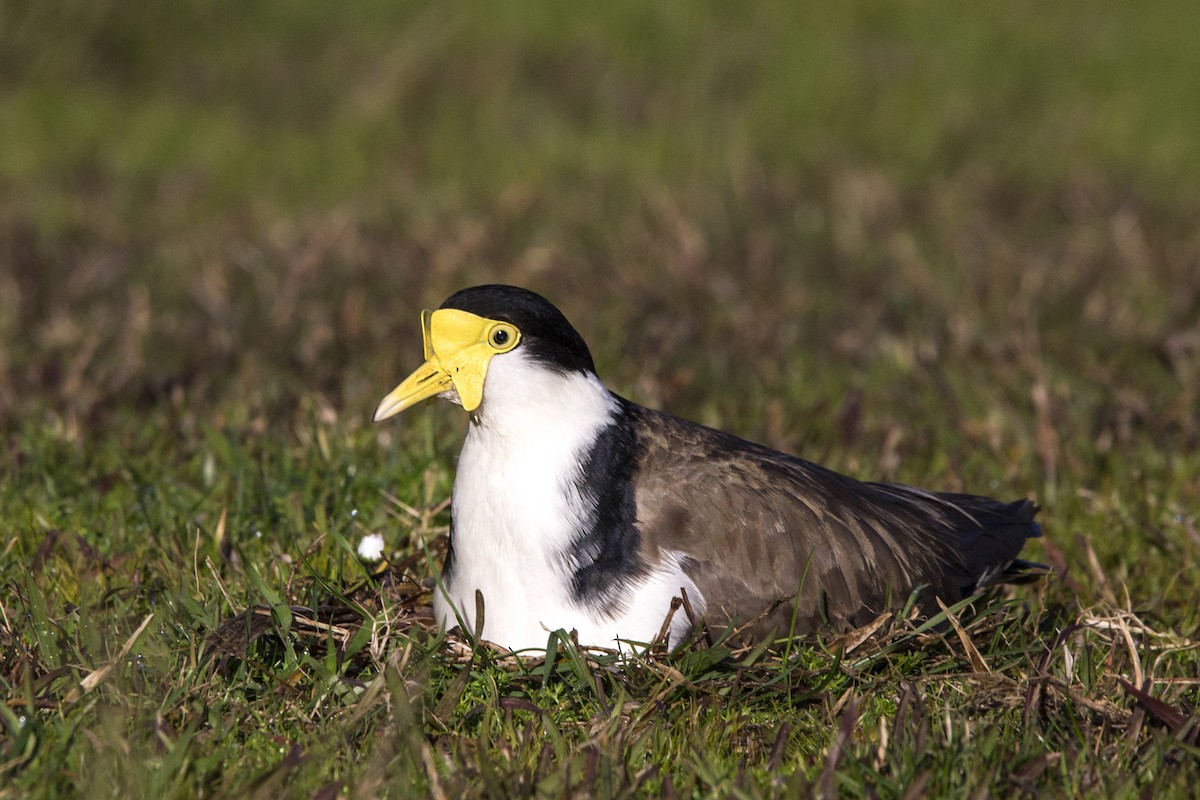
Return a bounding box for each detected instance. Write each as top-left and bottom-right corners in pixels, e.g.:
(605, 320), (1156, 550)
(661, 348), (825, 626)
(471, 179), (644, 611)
(357, 533), (386, 562)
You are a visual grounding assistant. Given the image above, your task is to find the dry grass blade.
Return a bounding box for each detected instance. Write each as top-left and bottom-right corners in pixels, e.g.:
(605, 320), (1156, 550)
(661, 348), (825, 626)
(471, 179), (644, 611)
(767, 721), (792, 772)
(831, 611), (892, 655)
(1117, 678), (1192, 738)
(936, 598), (991, 674)
(817, 695), (859, 799)
(899, 770), (932, 800)
(1076, 532), (1118, 606)
(64, 613), (154, 704)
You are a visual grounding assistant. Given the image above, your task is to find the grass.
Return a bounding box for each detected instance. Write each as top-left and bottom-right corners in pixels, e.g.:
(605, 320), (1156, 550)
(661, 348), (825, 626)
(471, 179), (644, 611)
(3, 1), (1200, 797)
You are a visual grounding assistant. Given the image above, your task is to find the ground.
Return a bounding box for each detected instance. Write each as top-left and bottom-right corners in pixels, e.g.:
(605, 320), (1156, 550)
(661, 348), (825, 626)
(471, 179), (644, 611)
(2, 2), (1199, 798)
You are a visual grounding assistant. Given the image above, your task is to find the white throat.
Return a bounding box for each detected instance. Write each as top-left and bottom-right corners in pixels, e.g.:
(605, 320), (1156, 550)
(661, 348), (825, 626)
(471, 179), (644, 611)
(436, 352), (617, 644)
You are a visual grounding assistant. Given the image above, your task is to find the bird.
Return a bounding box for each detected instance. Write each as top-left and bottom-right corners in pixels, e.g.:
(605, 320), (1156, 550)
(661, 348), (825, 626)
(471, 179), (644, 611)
(373, 285), (1043, 652)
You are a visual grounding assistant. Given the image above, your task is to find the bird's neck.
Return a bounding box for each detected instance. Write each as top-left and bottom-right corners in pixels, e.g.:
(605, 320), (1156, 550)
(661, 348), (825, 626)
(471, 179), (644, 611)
(451, 367), (619, 558)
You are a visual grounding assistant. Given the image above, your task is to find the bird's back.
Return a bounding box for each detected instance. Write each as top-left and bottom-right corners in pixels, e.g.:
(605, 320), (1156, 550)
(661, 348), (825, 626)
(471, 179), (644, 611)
(629, 403), (1042, 642)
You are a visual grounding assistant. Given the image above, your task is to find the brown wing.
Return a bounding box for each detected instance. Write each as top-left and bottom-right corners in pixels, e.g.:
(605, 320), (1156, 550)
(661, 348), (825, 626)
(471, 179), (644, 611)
(630, 406), (1040, 642)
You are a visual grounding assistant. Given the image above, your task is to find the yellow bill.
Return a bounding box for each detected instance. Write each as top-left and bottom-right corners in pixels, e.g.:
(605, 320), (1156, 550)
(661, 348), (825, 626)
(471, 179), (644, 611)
(373, 308), (520, 421)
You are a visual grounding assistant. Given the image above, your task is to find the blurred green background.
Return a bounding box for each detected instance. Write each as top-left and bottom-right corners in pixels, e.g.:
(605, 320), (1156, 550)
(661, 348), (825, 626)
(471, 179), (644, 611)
(2, 1), (1199, 796)
(3, 1), (1197, 433)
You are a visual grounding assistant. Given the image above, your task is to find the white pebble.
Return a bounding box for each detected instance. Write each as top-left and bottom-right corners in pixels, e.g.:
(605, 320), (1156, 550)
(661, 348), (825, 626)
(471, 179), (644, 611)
(357, 533), (386, 562)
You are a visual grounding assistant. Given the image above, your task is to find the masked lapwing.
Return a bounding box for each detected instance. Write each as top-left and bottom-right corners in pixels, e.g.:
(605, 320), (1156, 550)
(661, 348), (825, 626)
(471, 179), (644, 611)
(373, 285), (1042, 651)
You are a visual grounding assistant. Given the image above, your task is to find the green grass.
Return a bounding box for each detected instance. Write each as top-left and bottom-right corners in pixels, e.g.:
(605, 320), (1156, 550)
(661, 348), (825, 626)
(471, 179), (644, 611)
(3, 1), (1199, 797)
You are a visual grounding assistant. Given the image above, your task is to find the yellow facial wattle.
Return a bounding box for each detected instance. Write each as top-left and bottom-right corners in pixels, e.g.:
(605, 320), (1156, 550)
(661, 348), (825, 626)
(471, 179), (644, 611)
(373, 308), (520, 421)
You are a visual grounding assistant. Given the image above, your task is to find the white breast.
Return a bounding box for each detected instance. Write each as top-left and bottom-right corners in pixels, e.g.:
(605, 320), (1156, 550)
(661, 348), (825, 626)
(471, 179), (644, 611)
(432, 351), (704, 651)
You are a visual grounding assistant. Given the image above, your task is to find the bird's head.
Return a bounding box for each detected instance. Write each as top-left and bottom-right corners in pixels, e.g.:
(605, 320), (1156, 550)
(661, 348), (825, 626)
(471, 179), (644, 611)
(373, 285), (596, 422)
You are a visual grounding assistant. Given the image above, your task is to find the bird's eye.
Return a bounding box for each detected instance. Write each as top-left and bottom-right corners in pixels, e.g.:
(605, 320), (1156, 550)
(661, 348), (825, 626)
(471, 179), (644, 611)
(488, 324), (519, 352)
